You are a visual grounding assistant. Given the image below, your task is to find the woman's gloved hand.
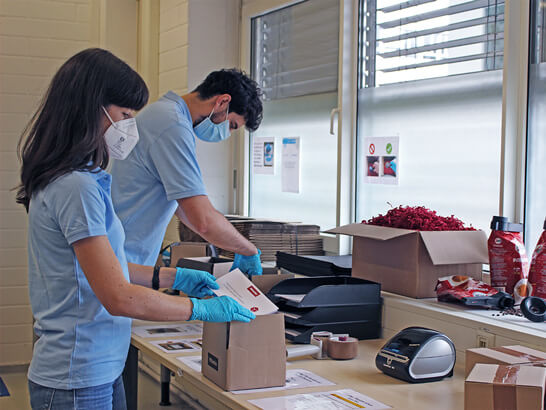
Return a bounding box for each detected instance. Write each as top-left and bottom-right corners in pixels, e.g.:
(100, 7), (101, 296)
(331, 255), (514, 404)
(229, 249), (262, 277)
(189, 296), (256, 322)
(173, 267), (219, 297)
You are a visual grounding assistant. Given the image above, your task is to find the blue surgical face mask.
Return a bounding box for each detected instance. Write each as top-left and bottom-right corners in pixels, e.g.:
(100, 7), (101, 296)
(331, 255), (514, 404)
(194, 104), (231, 143)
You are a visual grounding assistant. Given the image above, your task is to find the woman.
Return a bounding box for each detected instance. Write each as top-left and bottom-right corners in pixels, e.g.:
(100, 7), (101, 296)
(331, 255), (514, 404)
(16, 48), (254, 410)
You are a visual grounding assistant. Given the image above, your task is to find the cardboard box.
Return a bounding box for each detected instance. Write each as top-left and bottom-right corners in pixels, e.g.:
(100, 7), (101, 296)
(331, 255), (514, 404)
(465, 345), (546, 377)
(465, 364), (546, 410)
(326, 223), (488, 298)
(251, 272), (295, 294)
(156, 242), (209, 267)
(177, 256), (233, 278)
(201, 313), (286, 391)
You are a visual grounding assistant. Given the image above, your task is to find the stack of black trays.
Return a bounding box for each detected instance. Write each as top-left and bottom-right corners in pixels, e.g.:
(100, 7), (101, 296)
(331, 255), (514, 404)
(267, 276), (382, 343)
(276, 252), (352, 277)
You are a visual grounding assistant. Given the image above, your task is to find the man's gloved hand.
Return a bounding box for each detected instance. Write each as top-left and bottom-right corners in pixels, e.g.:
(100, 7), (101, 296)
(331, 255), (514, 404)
(230, 249), (263, 277)
(189, 296), (256, 322)
(173, 267), (219, 298)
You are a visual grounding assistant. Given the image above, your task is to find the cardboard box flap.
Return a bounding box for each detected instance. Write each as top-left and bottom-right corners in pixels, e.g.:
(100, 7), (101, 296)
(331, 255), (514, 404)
(326, 223), (416, 241)
(419, 230), (488, 265)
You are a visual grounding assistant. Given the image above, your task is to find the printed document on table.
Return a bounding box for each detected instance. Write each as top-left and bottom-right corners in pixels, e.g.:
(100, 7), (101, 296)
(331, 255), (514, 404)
(148, 338), (202, 354)
(132, 323), (203, 338)
(248, 389), (392, 409)
(232, 369), (335, 394)
(213, 269), (278, 315)
(176, 355), (291, 373)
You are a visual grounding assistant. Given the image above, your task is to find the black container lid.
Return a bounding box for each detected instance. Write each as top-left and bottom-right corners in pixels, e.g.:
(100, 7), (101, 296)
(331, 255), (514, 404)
(490, 216), (523, 232)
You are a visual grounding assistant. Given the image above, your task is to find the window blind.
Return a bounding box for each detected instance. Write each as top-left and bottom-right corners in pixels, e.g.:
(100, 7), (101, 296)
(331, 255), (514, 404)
(251, 0), (339, 100)
(361, 0), (504, 87)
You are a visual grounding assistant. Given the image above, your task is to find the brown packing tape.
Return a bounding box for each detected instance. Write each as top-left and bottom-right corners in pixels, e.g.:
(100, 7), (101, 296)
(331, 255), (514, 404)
(493, 365), (519, 410)
(494, 347), (546, 363)
(327, 336), (358, 360)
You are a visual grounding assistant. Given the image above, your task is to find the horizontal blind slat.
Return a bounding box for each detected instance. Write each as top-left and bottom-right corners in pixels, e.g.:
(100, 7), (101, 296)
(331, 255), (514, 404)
(378, 51), (503, 72)
(378, 0), (503, 29)
(377, 16), (503, 43)
(378, 33), (504, 58)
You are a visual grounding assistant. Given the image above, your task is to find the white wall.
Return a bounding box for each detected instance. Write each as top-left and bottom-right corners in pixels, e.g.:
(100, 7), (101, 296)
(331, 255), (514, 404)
(0, 0), (97, 366)
(0, 0), (137, 366)
(188, 0), (240, 215)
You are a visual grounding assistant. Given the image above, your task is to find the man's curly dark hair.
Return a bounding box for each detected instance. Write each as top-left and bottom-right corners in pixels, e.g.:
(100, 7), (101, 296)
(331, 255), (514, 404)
(193, 68), (263, 132)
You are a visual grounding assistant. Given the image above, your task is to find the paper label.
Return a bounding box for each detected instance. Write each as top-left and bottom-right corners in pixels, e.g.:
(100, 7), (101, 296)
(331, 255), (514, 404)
(213, 269), (279, 315)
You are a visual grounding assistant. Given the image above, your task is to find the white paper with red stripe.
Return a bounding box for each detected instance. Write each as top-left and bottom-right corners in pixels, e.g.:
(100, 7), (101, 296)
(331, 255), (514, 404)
(213, 269), (279, 315)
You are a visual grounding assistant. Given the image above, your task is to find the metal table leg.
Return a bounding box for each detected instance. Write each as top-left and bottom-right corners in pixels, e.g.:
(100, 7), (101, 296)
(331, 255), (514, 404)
(123, 344), (139, 410)
(159, 364), (172, 406)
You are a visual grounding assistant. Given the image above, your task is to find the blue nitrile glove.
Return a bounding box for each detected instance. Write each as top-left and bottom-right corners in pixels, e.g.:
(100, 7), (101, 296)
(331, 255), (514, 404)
(229, 249), (263, 277)
(173, 267), (219, 298)
(189, 296), (256, 322)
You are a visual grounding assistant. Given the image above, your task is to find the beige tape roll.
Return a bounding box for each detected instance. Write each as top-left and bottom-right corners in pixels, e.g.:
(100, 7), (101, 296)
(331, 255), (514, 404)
(310, 331), (333, 360)
(327, 336), (358, 360)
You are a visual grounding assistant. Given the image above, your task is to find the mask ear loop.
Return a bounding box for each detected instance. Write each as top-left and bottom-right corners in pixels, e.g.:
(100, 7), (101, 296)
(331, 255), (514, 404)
(102, 106), (116, 127)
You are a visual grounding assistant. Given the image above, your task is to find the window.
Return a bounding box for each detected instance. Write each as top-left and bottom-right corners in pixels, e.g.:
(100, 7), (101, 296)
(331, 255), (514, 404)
(356, 0), (504, 233)
(248, 0), (340, 231)
(360, 0), (505, 87)
(252, 0), (339, 100)
(525, 0), (546, 251)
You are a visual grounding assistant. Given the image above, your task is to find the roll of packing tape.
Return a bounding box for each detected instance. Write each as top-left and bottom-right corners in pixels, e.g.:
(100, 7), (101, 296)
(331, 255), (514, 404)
(310, 331), (333, 360)
(327, 336), (358, 360)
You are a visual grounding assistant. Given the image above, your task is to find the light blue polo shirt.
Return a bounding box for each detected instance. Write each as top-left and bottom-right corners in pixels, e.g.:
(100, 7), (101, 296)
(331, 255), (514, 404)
(27, 169), (131, 390)
(111, 91), (207, 265)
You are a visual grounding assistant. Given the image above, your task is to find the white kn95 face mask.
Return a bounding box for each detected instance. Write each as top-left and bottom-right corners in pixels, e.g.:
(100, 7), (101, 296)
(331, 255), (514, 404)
(102, 106), (139, 160)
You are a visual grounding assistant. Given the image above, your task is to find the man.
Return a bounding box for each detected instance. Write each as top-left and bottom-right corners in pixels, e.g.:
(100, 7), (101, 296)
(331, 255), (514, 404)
(111, 69), (263, 276)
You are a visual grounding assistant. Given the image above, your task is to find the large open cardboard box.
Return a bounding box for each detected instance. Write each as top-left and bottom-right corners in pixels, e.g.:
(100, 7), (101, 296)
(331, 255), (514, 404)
(201, 313), (286, 391)
(327, 223), (488, 298)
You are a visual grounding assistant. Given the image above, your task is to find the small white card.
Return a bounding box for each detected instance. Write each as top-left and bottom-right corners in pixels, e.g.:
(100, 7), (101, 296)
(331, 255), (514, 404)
(213, 269), (279, 315)
(149, 338), (202, 354)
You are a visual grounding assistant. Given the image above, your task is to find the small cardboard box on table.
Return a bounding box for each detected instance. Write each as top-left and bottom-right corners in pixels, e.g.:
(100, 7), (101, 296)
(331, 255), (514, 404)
(326, 223), (488, 298)
(201, 313), (286, 391)
(465, 345), (546, 376)
(465, 363), (546, 410)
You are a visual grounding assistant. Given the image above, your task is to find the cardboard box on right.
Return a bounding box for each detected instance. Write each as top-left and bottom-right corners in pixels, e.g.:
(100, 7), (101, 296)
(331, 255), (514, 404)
(465, 363), (546, 410)
(326, 223), (489, 298)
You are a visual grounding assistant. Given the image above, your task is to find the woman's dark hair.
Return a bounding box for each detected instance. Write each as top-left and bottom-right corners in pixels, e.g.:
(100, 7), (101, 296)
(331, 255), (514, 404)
(193, 68), (263, 132)
(16, 48), (148, 211)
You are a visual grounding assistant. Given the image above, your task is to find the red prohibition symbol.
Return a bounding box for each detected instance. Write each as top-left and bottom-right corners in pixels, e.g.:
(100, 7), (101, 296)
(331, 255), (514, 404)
(369, 143), (375, 154)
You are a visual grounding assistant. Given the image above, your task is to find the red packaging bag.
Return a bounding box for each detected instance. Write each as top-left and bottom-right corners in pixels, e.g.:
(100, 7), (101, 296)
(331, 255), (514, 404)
(488, 216), (529, 303)
(528, 218), (546, 299)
